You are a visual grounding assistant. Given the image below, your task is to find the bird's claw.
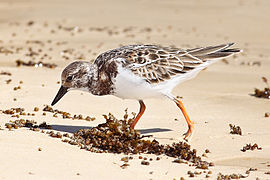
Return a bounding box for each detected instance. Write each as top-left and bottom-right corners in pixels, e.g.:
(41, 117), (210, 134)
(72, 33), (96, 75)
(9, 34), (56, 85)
(182, 127), (193, 142)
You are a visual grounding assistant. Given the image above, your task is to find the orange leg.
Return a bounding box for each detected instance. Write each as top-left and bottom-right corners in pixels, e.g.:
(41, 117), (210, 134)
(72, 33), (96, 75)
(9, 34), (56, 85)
(130, 100), (146, 129)
(175, 98), (194, 140)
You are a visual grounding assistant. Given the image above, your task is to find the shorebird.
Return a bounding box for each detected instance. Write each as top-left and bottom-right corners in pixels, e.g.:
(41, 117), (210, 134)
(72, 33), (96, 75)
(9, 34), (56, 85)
(51, 43), (240, 140)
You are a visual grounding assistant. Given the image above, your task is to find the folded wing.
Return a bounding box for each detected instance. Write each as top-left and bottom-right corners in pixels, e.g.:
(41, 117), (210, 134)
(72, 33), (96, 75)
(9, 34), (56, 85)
(125, 43), (240, 83)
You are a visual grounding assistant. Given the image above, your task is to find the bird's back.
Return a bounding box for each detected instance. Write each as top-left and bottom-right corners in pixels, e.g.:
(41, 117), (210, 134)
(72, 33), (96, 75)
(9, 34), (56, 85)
(94, 43), (240, 84)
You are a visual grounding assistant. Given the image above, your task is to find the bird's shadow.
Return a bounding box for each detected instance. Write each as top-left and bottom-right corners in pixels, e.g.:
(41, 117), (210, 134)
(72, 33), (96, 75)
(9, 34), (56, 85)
(51, 124), (172, 134)
(51, 125), (92, 133)
(138, 128), (172, 134)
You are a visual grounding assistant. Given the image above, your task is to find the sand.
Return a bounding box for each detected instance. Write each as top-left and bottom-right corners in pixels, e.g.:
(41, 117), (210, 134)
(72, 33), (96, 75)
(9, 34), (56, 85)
(0, 0), (270, 179)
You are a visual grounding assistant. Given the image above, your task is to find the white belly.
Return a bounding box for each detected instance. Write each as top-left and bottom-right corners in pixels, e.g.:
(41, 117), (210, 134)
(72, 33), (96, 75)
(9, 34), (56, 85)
(113, 66), (162, 100)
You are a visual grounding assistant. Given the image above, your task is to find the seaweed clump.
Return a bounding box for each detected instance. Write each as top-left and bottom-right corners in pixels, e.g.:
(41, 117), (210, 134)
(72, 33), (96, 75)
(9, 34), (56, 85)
(5, 119), (52, 130)
(229, 124), (242, 135)
(241, 143), (262, 152)
(16, 59), (57, 69)
(3, 108), (212, 169)
(0, 71), (12, 76)
(71, 111), (210, 168)
(43, 105), (95, 121)
(253, 77), (270, 99)
(217, 172), (247, 180)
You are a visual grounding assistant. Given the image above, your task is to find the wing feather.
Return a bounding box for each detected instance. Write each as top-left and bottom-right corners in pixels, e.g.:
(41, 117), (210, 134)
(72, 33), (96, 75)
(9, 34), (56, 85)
(94, 43), (241, 84)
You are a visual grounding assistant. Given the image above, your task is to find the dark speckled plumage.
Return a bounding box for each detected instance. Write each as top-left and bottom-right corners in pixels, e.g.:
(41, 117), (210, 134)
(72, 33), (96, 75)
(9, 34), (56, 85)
(95, 43), (240, 83)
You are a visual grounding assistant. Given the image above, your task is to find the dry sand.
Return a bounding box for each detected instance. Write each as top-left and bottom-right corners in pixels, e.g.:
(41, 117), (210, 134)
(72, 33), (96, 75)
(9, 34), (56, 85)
(0, 0), (270, 179)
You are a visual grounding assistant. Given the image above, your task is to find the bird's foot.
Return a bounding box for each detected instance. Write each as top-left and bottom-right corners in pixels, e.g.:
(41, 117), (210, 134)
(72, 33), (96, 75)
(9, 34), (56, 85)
(182, 126), (194, 142)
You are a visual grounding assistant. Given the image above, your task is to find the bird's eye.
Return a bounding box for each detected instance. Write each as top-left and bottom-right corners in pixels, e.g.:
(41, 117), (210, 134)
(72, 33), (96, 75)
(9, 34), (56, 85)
(66, 75), (73, 82)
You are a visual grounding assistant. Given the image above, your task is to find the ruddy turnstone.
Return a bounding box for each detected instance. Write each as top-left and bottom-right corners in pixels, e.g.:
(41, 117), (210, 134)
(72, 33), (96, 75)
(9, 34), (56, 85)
(51, 43), (241, 140)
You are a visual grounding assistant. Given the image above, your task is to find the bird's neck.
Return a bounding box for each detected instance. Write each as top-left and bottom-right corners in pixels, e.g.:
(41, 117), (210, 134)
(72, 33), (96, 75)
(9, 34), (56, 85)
(89, 63), (116, 96)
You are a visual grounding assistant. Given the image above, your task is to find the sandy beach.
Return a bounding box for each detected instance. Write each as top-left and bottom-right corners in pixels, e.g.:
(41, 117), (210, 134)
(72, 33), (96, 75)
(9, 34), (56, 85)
(0, 0), (270, 179)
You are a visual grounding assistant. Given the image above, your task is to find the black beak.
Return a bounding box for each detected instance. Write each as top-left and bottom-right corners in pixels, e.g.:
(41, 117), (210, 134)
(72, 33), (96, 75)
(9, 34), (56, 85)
(51, 86), (68, 106)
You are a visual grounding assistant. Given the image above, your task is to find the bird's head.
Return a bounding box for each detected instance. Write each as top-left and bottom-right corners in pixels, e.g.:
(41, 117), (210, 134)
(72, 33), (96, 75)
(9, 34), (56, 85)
(51, 61), (97, 106)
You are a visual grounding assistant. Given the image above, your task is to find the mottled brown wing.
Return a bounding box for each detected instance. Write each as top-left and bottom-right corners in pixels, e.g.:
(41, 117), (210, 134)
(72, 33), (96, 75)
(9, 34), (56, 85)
(95, 43), (240, 84)
(124, 46), (203, 83)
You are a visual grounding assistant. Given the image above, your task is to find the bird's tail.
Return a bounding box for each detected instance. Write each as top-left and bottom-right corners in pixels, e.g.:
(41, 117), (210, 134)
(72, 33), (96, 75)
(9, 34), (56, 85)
(187, 43), (241, 61)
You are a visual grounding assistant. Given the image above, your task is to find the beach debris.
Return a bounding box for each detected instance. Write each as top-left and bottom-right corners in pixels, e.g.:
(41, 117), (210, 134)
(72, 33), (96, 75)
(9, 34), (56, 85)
(120, 163), (129, 169)
(229, 124), (242, 135)
(27, 20), (35, 26)
(1, 107), (25, 115)
(48, 131), (63, 138)
(245, 168), (257, 174)
(13, 86), (21, 91)
(25, 40), (45, 46)
(265, 112), (270, 117)
(69, 111), (211, 169)
(253, 77), (270, 99)
(120, 157), (129, 163)
(241, 143), (262, 152)
(173, 159), (185, 164)
(43, 105), (95, 121)
(16, 60), (57, 69)
(3, 108), (212, 170)
(202, 153), (207, 157)
(37, 122), (52, 129)
(187, 171), (196, 177)
(240, 61), (261, 66)
(141, 160), (150, 166)
(6, 79), (12, 84)
(0, 47), (13, 55)
(1, 107), (37, 117)
(217, 172), (247, 180)
(5, 119), (52, 130)
(0, 71), (12, 76)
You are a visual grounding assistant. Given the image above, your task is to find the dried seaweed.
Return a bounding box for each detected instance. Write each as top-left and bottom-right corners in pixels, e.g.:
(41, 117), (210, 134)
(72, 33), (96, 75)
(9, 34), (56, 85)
(253, 77), (270, 99)
(43, 105), (95, 121)
(69, 112), (211, 169)
(241, 143), (262, 152)
(229, 124), (242, 135)
(217, 172), (247, 180)
(3, 108), (211, 169)
(16, 60), (57, 69)
(0, 71), (12, 76)
(5, 120), (52, 130)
